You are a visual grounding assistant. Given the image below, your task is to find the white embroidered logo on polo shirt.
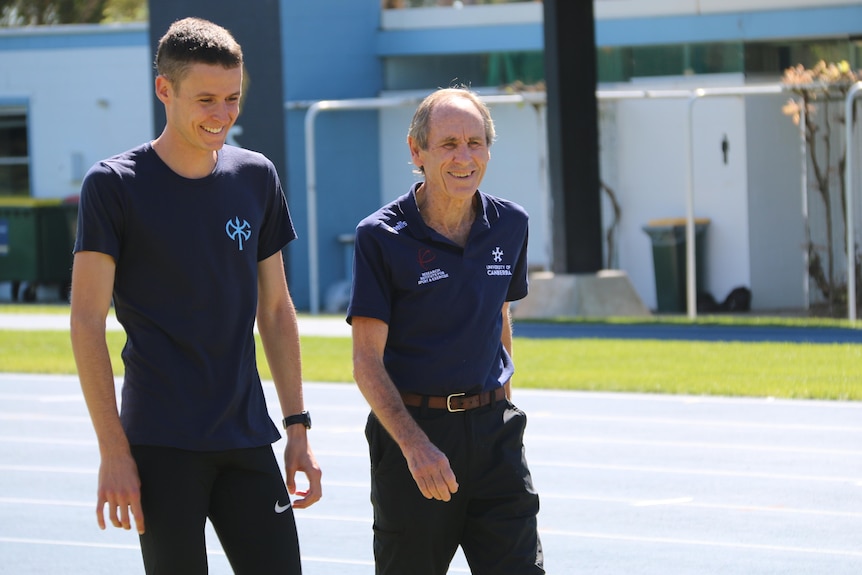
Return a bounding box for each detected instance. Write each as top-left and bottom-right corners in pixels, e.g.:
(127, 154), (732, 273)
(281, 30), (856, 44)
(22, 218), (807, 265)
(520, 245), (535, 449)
(486, 246), (512, 276)
(418, 268), (450, 285)
(416, 248), (448, 284)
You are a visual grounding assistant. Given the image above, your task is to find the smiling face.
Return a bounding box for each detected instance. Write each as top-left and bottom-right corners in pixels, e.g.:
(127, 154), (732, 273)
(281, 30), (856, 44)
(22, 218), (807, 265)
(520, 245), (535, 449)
(156, 62), (242, 158)
(409, 96), (491, 202)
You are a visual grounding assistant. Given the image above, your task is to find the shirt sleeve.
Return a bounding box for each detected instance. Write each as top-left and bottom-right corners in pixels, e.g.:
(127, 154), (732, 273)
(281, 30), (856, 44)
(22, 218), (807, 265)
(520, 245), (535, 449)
(74, 162), (125, 260)
(346, 223), (392, 325)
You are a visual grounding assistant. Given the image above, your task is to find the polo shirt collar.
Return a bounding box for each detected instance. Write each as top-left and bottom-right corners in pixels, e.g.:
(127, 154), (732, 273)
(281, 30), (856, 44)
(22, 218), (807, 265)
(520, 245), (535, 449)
(400, 182), (493, 240)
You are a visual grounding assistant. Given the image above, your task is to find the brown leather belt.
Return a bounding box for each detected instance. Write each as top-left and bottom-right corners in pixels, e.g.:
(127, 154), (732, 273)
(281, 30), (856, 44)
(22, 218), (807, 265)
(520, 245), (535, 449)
(400, 387), (507, 413)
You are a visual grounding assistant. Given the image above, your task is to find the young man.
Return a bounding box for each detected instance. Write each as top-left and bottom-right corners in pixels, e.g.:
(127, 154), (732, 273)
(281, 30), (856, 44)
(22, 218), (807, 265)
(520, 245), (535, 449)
(348, 87), (544, 574)
(70, 17), (321, 574)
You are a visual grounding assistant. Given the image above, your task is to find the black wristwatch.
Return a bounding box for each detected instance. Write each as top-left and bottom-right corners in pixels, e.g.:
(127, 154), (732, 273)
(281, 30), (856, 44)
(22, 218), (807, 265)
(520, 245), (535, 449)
(282, 411), (312, 430)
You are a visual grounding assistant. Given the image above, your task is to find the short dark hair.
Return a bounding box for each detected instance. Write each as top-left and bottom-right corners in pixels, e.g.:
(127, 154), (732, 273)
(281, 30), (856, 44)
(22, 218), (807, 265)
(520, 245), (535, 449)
(155, 17), (243, 88)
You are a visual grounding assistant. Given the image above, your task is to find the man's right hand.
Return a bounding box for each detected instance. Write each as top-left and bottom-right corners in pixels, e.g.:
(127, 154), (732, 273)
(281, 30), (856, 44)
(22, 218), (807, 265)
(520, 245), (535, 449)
(97, 452), (145, 534)
(404, 441), (459, 501)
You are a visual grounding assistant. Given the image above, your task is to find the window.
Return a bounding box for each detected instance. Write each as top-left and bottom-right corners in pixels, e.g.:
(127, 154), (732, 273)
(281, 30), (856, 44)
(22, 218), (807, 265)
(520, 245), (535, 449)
(598, 43), (745, 83)
(384, 51), (543, 91)
(0, 107), (30, 197)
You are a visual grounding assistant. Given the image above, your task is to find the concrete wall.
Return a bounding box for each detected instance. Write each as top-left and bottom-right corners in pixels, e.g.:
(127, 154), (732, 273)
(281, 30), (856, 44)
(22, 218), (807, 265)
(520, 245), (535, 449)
(745, 93), (807, 311)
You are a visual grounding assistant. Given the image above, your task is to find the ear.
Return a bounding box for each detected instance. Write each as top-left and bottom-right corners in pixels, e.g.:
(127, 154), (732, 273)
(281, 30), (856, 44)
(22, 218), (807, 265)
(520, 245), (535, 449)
(154, 75), (172, 105)
(407, 136), (422, 170)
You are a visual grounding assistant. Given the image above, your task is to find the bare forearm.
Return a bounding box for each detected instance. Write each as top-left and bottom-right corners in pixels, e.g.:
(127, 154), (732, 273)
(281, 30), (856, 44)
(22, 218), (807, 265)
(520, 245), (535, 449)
(70, 319), (128, 456)
(258, 302), (305, 417)
(353, 356), (429, 451)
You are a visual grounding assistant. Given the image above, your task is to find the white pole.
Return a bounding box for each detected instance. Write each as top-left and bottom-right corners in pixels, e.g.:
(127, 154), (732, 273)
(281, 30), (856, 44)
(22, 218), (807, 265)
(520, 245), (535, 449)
(844, 82), (862, 322)
(685, 91), (702, 319)
(799, 99), (810, 311)
(303, 102), (322, 316)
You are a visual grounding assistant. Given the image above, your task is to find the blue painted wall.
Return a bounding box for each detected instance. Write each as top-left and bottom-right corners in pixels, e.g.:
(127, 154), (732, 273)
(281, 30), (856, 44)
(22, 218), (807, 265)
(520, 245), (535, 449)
(281, 0), (384, 311)
(596, 5), (862, 47)
(375, 5), (862, 55)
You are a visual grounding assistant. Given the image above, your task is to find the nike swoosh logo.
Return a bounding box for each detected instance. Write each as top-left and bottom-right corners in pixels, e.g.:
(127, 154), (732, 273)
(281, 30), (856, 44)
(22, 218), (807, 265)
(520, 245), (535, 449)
(274, 500), (291, 514)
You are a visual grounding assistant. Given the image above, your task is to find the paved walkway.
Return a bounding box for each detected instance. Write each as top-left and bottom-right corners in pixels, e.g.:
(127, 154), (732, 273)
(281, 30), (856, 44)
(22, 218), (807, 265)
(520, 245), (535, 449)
(0, 312), (352, 337)
(2, 312), (861, 343)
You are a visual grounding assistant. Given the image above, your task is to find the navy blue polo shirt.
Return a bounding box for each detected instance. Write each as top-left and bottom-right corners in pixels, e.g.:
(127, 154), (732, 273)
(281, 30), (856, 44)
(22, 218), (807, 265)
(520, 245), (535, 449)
(347, 183), (529, 396)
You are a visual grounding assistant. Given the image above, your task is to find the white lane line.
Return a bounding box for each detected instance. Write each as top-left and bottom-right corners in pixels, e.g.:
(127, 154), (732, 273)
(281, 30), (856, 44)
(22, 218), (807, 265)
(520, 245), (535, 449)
(529, 461), (862, 483)
(0, 464), (94, 474)
(14, 495), (858, 521)
(632, 497), (694, 507)
(538, 493), (862, 518)
(294, 513), (370, 524)
(527, 414), (862, 433)
(0, 536), (139, 551)
(0, 413), (90, 423)
(537, 529), (862, 558)
(0, 435), (94, 446)
(527, 435), (862, 456)
(299, 555), (374, 567)
(0, 536), (408, 570)
(0, 497), (91, 507)
(0, 393), (83, 402)
(4, 459), (858, 485)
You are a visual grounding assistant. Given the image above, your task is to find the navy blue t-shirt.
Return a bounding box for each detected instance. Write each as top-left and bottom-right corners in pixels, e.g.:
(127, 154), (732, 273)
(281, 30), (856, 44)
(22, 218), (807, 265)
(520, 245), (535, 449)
(75, 143), (295, 451)
(347, 183), (529, 396)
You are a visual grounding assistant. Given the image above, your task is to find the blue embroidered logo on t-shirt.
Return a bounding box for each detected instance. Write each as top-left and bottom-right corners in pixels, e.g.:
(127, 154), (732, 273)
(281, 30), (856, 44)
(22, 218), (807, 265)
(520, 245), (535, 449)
(226, 217), (252, 251)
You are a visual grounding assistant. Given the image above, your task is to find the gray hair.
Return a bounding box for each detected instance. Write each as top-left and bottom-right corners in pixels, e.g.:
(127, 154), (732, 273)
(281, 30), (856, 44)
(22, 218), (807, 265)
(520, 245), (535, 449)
(408, 87), (496, 173)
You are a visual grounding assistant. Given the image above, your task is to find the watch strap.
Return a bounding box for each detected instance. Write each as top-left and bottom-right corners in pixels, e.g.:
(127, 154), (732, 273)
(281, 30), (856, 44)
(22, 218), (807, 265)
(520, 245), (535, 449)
(282, 411), (311, 430)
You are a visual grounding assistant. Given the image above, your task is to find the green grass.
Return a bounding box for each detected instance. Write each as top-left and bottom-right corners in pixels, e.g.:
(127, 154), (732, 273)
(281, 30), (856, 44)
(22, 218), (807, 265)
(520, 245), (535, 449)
(1, 326), (860, 401)
(513, 338), (861, 400)
(0, 303), (73, 314)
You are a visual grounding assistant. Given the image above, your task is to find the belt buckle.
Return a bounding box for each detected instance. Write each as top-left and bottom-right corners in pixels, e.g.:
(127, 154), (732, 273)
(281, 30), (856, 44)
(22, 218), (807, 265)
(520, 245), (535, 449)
(446, 392), (466, 413)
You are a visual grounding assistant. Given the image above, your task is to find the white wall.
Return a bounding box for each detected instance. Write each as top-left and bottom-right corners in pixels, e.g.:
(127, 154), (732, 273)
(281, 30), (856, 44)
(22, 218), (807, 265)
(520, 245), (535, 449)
(602, 76), (760, 310)
(745, 94), (807, 310)
(379, 77), (811, 312)
(0, 43), (152, 199)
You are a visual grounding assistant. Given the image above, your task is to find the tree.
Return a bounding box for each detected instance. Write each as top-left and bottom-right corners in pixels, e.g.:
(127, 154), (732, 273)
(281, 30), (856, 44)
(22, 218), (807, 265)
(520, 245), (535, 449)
(101, 0), (146, 23)
(782, 61), (861, 315)
(0, 0), (146, 26)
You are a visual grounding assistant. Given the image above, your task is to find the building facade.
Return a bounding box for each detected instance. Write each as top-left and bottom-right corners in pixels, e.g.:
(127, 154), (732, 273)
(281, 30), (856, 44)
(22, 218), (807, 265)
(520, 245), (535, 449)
(1, 0), (860, 310)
